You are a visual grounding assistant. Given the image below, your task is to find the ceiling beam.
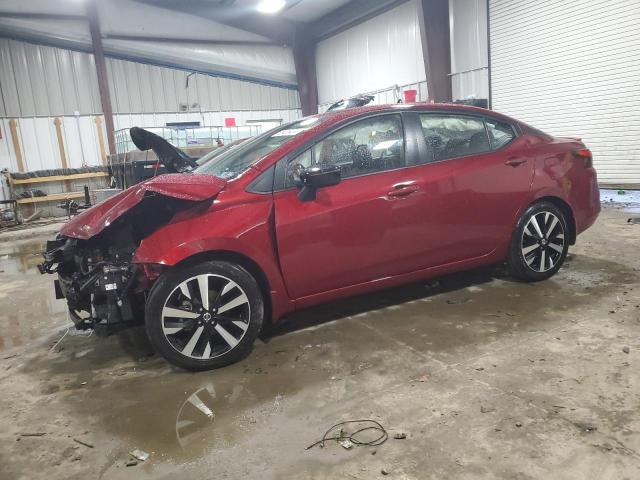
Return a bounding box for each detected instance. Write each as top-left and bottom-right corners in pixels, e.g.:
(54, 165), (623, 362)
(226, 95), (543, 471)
(102, 33), (278, 47)
(308, 0), (408, 40)
(0, 11), (86, 21)
(134, 0), (297, 45)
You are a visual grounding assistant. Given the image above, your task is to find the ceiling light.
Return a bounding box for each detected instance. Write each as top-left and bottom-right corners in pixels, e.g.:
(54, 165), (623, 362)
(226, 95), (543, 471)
(257, 0), (285, 14)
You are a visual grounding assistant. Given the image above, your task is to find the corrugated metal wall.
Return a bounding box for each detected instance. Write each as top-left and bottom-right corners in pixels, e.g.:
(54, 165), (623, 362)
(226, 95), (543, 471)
(0, 38), (300, 117)
(0, 38), (302, 200)
(315, 0), (426, 106)
(106, 58), (300, 114)
(489, 0), (640, 185)
(449, 0), (489, 101)
(0, 38), (102, 117)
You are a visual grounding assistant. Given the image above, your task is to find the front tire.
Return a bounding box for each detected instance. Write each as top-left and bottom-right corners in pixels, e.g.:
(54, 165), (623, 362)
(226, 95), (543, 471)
(145, 260), (264, 370)
(507, 202), (569, 282)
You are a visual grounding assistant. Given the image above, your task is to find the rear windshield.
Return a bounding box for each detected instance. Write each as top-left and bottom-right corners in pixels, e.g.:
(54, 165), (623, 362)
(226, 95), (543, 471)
(194, 117), (321, 179)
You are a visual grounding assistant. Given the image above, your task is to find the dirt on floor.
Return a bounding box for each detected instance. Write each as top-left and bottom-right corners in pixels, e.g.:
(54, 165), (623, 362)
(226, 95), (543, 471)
(0, 205), (638, 479)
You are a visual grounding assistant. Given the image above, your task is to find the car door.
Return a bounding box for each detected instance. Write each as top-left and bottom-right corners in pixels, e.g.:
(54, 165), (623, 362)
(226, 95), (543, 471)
(273, 113), (428, 300)
(392, 111), (535, 269)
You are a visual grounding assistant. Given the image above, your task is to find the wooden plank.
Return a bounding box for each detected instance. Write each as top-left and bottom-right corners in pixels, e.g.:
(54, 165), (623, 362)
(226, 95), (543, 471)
(95, 116), (106, 165)
(9, 119), (26, 173)
(11, 172), (108, 185)
(16, 191), (86, 204)
(53, 117), (68, 169)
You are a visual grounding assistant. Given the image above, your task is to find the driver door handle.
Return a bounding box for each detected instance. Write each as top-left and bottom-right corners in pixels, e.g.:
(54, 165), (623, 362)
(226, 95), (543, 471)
(388, 183), (419, 198)
(505, 157), (527, 167)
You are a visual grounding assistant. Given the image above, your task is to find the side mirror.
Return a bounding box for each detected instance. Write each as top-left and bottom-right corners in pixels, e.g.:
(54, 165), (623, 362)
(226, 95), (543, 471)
(297, 165), (341, 202)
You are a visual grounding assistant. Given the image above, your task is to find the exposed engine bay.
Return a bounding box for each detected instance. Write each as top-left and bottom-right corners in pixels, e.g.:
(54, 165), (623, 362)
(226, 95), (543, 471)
(38, 194), (196, 335)
(38, 127), (223, 336)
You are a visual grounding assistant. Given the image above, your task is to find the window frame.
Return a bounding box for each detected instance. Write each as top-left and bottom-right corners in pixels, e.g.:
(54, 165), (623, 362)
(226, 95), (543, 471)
(411, 110), (519, 165)
(484, 117), (518, 151)
(274, 111), (412, 192)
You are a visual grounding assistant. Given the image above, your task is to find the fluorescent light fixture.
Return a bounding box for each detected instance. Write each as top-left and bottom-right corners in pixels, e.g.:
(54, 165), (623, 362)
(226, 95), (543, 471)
(257, 0), (285, 14)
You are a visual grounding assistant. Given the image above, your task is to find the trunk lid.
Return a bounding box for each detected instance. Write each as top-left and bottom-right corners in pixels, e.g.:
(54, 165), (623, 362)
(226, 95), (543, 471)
(60, 173), (226, 240)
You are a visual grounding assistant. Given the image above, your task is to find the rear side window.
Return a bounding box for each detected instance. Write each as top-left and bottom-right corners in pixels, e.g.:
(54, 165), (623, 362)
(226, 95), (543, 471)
(419, 114), (490, 162)
(486, 118), (516, 149)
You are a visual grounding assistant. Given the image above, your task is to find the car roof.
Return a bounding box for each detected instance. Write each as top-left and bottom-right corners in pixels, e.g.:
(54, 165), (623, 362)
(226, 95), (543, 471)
(249, 103), (519, 174)
(313, 102), (517, 128)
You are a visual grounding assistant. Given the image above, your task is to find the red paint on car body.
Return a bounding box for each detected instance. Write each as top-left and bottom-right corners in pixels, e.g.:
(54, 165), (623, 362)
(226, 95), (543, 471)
(59, 103), (600, 322)
(60, 174), (226, 239)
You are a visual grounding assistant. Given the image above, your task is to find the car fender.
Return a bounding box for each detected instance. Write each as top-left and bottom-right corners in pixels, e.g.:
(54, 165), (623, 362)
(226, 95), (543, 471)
(133, 200), (294, 320)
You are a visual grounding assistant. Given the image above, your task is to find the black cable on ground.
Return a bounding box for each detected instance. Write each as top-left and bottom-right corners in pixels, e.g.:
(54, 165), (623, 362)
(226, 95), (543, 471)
(306, 419), (388, 450)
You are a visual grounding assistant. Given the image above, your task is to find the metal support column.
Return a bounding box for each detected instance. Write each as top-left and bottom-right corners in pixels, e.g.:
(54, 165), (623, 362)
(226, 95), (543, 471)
(86, 0), (116, 155)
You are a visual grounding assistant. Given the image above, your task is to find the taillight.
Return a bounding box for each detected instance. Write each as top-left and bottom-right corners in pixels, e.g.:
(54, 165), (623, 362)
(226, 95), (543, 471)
(573, 148), (593, 168)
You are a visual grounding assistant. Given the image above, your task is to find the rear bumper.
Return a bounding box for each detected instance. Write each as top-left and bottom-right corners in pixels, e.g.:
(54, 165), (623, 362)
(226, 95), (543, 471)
(575, 174), (601, 235)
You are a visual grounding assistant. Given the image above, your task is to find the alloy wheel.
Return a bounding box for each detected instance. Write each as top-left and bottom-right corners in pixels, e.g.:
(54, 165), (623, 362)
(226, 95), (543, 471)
(161, 274), (251, 359)
(521, 211), (565, 272)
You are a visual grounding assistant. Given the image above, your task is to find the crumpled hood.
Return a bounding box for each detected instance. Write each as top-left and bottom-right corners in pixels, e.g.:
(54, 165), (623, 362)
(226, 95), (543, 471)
(60, 174), (226, 240)
(129, 127), (198, 173)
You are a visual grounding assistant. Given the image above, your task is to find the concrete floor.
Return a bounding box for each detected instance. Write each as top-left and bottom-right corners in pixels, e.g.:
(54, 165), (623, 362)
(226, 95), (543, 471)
(0, 205), (638, 479)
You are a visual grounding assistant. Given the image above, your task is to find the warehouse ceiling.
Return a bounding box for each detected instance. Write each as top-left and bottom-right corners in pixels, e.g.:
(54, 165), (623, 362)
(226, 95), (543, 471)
(0, 0), (406, 86)
(133, 0), (407, 42)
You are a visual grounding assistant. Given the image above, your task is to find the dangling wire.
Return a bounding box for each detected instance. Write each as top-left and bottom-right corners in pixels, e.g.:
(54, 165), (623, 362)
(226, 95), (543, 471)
(306, 419), (388, 450)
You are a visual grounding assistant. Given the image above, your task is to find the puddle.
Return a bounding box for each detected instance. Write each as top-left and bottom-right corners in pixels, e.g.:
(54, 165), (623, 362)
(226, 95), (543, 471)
(600, 188), (640, 216)
(0, 240), (46, 275)
(11, 251), (635, 470)
(0, 239), (69, 352)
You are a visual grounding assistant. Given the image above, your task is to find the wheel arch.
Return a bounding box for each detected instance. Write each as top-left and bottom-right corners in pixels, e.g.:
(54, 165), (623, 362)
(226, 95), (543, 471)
(172, 250), (274, 325)
(530, 196), (577, 245)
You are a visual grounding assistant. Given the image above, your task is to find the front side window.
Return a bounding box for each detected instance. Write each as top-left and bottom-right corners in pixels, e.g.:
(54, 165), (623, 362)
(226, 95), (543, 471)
(419, 114), (490, 162)
(285, 149), (313, 188)
(195, 117), (320, 179)
(486, 118), (516, 149)
(285, 115), (404, 187)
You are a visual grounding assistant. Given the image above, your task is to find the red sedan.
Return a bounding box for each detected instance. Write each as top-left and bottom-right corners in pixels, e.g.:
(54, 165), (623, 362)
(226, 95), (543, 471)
(40, 104), (600, 370)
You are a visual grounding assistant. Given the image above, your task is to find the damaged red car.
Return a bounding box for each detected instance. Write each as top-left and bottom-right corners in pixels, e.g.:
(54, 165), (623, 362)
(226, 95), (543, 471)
(39, 104), (600, 370)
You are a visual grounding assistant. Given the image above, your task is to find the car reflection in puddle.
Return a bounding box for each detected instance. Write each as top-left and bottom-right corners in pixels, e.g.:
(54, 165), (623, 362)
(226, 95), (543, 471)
(174, 382), (249, 450)
(176, 384), (216, 449)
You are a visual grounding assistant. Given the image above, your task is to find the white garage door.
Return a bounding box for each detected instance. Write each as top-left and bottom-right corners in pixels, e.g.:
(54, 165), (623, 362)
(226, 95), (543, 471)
(489, 0), (640, 186)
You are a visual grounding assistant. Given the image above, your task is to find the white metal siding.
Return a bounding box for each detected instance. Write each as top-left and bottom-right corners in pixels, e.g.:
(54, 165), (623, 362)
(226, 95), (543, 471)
(0, 39), (302, 195)
(489, 0), (640, 185)
(449, 0), (489, 101)
(0, 39), (300, 117)
(105, 57), (300, 114)
(315, 0), (426, 106)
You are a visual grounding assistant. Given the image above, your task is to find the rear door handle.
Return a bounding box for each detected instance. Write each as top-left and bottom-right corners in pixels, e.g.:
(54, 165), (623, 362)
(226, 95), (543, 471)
(505, 157), (527, 167)
(387, 184), (419, 198)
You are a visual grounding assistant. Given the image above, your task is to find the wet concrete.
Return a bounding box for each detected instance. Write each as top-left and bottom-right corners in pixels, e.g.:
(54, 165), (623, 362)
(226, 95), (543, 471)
(0, 206), (639, 479)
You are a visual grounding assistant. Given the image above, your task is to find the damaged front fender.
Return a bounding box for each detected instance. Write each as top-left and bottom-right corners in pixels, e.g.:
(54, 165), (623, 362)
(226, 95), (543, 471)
(60, 173), (226, 240)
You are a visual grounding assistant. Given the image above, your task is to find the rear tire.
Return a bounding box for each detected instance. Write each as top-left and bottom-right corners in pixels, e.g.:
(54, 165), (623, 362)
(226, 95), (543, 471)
(507, 201), (569, 282)
(145, 260), (264, 370)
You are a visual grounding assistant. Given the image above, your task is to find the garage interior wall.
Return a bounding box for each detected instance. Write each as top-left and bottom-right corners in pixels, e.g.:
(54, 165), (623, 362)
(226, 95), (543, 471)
(0, 38), (302, 190)
(489, 0), (640, 186)
(449, 0), (488, 101)
(315, 0), (427, 111)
